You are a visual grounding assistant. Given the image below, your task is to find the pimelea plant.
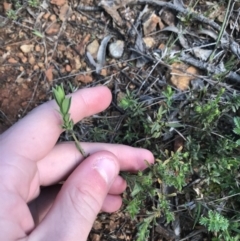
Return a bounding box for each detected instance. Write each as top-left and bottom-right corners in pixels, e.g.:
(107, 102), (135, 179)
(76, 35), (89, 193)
(53, 84), (240, 240)
(52, 84), (87, 158)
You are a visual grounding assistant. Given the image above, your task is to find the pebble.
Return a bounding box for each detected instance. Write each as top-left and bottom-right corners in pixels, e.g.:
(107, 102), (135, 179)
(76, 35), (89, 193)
(109, 40), (124, 59)
(143, 37), (156, 48)
(65, 64), (72, 72)
(45, 23), (60, 35)
(20, 44), (34, 54)
(43, 12), (51, 20)
(8, 57), (18, 64)
(87, 40), (99, 59)
(35, 45), (41, 52)
(28, 55), (35, 65)
(75, 74), (93, 83)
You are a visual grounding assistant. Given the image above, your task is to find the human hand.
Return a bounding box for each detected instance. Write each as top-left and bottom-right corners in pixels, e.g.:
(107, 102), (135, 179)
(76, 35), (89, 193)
(0, 86), (154, 241)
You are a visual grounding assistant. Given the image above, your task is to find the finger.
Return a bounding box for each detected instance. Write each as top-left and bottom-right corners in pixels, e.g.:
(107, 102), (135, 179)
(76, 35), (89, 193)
(38, 142), (154, 186)
(0, 86), (112, 162)
(108, 176), (126, 195)
(101, 195), (122, 213)
(29, 151), (119, 241)
(30, 177), (125, 225)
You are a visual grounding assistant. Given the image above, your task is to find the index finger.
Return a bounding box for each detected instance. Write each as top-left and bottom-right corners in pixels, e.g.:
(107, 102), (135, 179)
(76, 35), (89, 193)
(0, 86), (112, 161)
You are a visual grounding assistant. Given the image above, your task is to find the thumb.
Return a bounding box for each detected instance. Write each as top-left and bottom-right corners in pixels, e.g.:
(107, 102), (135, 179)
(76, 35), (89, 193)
(29, 151), (119, 241)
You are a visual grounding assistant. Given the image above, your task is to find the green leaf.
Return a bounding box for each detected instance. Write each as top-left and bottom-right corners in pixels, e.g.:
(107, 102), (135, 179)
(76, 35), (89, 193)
(32, 30), (43, 38)
(53, 85), (65, 107)
(61, 97), (71, 115)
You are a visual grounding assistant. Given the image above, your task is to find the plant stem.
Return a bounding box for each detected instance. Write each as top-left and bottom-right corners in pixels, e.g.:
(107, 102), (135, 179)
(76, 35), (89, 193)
(71, 131), (87, 158)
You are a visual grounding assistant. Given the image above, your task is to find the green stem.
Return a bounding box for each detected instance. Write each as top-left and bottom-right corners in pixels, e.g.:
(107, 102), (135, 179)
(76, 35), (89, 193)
(209, 0), (232, 62)
(71, 131), (87, 158)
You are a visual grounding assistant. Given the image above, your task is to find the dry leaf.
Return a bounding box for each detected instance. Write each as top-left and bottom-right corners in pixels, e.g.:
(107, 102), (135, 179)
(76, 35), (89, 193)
(143, 37), (156, 48)
(99, 0), (131, 26)
(75, 74), (93, 84)
(76, 34), (91, 56)
(160, 9), (175, 26)
(3, 1), (12, 12)
(59, 3), (72, 21)
(158, 43), (166, 50)
(143, 13), (164, 36)
(50, 0), (66, 6)
(45, 23), (60, 35)
(170, 63), (199, 90)
(207, 2), (225, 22)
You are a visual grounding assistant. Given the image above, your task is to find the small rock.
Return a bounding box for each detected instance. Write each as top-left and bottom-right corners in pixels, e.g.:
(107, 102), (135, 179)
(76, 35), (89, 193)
(28, 55), (35, 65)
(49, 14), (57, 22)
(20, 44), (34, 54)
(16, 77), (24, 84)
(45, 23), (60, 35)
(92, 234), (100, 241)
(160, 10), (175, 26)
(65, 64), (72, 72)
(100, 68), (107, 76)
(87, 40), (99, 59)
(71, 14), (76, 21)
(20, 56), (28, 63)
(143, 37), (156, 48)
(43, 12), (51, 19)
(158, 43), (166, 50)
(74, 56), (82, 69)
(93, 220), (102, 230)
(38, 62), (44, 68)
(19, 66), (24, 71)
(35, 45), (41, 52)
(45, 66), (54, 82)
(8, 57), (18, 64)
(33, 65), (39, 71)
(109, 40), (124, 59)
(50, 0), (66, 6)
(75, 74), (93, 84)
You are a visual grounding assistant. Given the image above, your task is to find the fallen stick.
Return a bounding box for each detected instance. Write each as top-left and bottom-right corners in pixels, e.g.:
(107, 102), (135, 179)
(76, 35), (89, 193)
(137, 0), (240, 59)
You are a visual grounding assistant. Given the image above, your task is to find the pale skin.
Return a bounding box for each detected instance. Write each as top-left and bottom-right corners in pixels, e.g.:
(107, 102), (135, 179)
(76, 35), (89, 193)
(0, 86), (154, 241)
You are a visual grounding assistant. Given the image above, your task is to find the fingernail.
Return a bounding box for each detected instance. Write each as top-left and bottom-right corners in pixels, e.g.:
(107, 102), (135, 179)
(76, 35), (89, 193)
(94, 158), (117, 185)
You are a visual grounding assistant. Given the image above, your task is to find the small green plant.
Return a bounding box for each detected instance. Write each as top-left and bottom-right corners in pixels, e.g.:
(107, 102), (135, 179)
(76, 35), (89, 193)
(199, 210), (238, 240)
(193, 88), (224, 129)
(52, 84), (87, 157)
(200, 210), (229, 232)
(32, 30), (44, 38)
(6, 9), (18, 20)
(233, 117), (240, 145)
(79, 85), (240, 240)
(122, 148), (190, 240)
(28, 0), (39, 8)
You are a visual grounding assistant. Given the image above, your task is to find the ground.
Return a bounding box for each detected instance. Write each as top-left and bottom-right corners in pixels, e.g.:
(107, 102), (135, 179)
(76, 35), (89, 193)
(1, 0), (240, 240)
